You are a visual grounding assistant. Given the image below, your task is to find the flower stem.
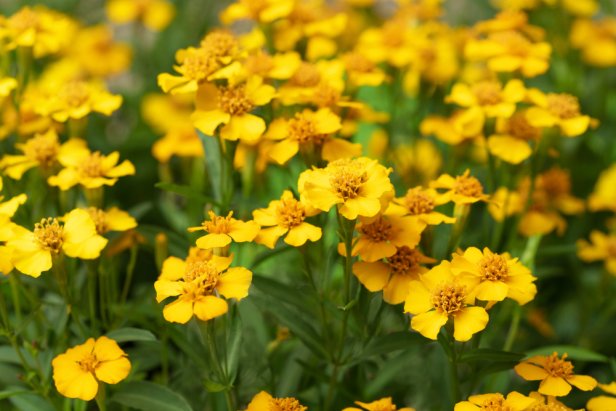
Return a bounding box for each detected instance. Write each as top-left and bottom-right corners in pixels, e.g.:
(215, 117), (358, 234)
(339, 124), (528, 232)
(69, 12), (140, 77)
(95, 386), (107, 411)
(202, 320), (234, 411)
(445, 328), (461, 405)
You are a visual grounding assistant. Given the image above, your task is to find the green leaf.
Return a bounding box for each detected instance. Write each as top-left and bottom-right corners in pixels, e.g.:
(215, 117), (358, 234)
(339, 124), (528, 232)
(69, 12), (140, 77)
(9, 392), (56, 411)
(199, 132), (222, 203)
(0, 346), (22, 365)
(106, 328), (157, 343)
(459, 349), (525, 363)
(155, 182), (220, 207)
(225, 312), (242, 383)
(204, 379), (227, 393)
(360, 331), (422, 359)
(111, 381), (193, 411)
(0, 389), (29, 400)
(436, 331), (452, 359)
(251, 274), (315, 310)
(525, 346), (609, 363)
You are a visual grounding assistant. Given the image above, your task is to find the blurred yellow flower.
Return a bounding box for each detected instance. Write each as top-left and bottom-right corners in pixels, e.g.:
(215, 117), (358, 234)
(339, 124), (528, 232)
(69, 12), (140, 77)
(343, 51), (387, 87)
(154, 252), (252, 323)
(344, 396), (415, 411)
(588, 164), (616, 213)
(514, 352), (597, 396)
(245, 391), (307, 411)
(392, 140), (443, 186)
(298, 157), (394, 220)
(487, 187), (525, 222)
(253, 190), (322, 248)
(527, 391), (574, 410)
(220, 0), (294, 25)
(8, 209), (108, 278)
(0, 77), (17, 97)
(68, 25), (132, 77)
(571, 18), (616, 67)
(526, 89), (591, 137)
(388, 187), (455, 226)
(0, 129), (66, 179)
(52, 336), (130, 401)
(431, 170), (489, 205)
(454, 391), (535, 411)
(587, 382), (616, 411)
(577, 231), (616, 276)
(83, 207), (138, 235)
(487, 111), (541, 164)
(106, 0), (175, 31)
(0, 177), (27, 219)
(188, 211), (259, 250)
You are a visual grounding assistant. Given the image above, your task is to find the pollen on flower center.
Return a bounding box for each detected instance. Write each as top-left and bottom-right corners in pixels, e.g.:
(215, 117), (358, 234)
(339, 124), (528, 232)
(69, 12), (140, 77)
(344, 52), (376, 73)
(479, 254), (509, 281)
(530, 403), (569, 411)
(290, 63), (321, 87)
(539, 168), (571, 198)
(547, 93), (580, 119)
(329, 160), (368, 200)
(472, 81), (502, 105)
(9, 7), (39, 31)
(544, 353), (574, 378)
(245, 52), (274, 77)
(77, 353), (99, 373)
(78, 152), (104, 178)
(87, 207), (108, 234)
(507, 112), (540, 141)
(34, 218), (64, 253)
(270, 397), (307, 411)
(276, 198), (306, 229)
(313, 85), (340, 108)
(202, 211), (233, 234)
(200, 30), (238, 60)
(404, 188), (435, 215)
(181, 50), (216, 81)
(432, 283), (466, 315)
(480, 395), (511, 411)
(607, 239), (616, 257)
(454, 173), (484, 197)
(288, 114), (326, 145)
(218, 85), (253, 115)
(360, 217), (393, 242)
(388, 246), (421, 275)
(184, 261), (219, 294)
(58, 81), (90, 108)
(24, 134), (60, 168)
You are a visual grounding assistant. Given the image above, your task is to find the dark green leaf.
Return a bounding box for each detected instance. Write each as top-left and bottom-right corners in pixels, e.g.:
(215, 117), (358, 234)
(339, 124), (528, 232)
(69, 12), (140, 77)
(525, 346), (608, 363)
(9, 392), (56, 411)
(0, 389), (30, 400)
(251, 274), (315, 310)
(361, 331), (422, 359)
(204, 379), (227, 393)
(106, 328), (157, 343)
(111, 381), (193, 411)
(155, 182), (220, 207)
(459, 349), (525, 363)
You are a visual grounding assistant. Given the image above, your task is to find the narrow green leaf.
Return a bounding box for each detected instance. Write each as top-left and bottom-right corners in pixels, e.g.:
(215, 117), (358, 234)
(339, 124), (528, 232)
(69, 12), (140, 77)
(204, 379), (227, 393)
(226, 312), (242, 383)
(361, 331), (422, 359)
(111, 381), (193, 411)
(199, 132), (222, 203)
(0, 389), (30, 400)
(459, 349), (525, 363)
(525, 346), (608, 363)
(106, 328), (157, 343)
(251, 274), (315, 311)
(9, 392), (56, 411)
(155, 182), (220, 207)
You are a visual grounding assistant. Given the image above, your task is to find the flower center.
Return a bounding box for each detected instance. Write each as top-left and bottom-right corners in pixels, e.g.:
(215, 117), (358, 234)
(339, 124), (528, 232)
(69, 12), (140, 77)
(77, 353), (99, 373)
(34, 218), (64, 254)
(290, 63), (321, 87)
(607, 239), (616, 257)
(404, 188), (435, 215)
(328, 159), (368, 201)
(383, 22), (405, 48)
(218, 85), (254, 115)
(313, 84), (341, 108)
(181, 49), (217, 82)
(539, 168), (571, 198)
(432, 284), (466, 315)
(480, 395), (512, 411)
(360, 217), (393, 242)
(200, 30), (238, 61)
(9, 7), (39, 31)
(288, 114), (326, 145)
(453, 173), (485, 198)
(58, 81), (90, 108)
(270, 398), (307, 411)
(87, 207), (108, 234)
(479, 254), (508, 281)
(78, 152), (104, 178)
(202, 211), (233, 234)
(388, 246), (421, 276)
(344, 52), (376, 73)
(507, 112), (540, 141)
(245, 52), (274, 77)
(276, 197), (306, 229)
(544, 353), (574, 378)
(547, 94), (580, 119)
(184, 260), (220, 295)
(530, 402), (569, 411)
(492, 30), (530, 56)
(24, 133), (60, 168)
(472, 81), (503, 106)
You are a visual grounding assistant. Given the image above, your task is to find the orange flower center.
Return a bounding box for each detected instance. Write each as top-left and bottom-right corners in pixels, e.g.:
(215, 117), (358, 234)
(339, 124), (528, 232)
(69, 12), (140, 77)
(200, 30), (238, 61)
(479, 254), (509, 281)
(360, 217), (393, 242)
(404, 188), (435, 215)
(329, 160), (368, 201)
(538, 168), (571, 198)
(276, 197), (306, 229)
(9, 8), (39, 31)
(546, 93), (580, 119)
(181, 49), (217, 82)
(313, 84), (341, 108)
(79, 152), (105, 178)
(344, 52), (376, 73)
(218, 85), (254, 115)
(529, 402), (569, 411)
(269, 397), (307, 411)
(87, 207), (107, 234)
(453, 173), (484, 198)
(201, 211), (233, 234)
(543, 352), (574, 378)
(607, 238), (616, 257)
(507, 112), (540, 141)
(472, 81), (503, 106)
(288, 114), (327, 145)
(245, 52), (274, 77)
(388, 246), (421, 276)
(23, 133), (60, 168)
(479, 395), (511, 411)
(290, 63), (321, 87)
(184, 260), (220, 295)
(432, 284), (466, 315)
(34, 218), (64, 253)
(77, 353), (100, 373)
(382, 23), (405, 48)
(58, 81), (90, 108)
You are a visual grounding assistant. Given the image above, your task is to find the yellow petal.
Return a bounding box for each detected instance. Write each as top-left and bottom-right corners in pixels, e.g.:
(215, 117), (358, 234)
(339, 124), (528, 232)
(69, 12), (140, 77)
(567, 374), (597, 391)
(514, 362), (549, 381)
(228, 220), (260, 242)
(587, 396), (616, 411)
(163, 297), (194, 323)
(196, 233), (232, 249)
(539, 376), (571, 397)
(192, 110), (231, 136)
(452, 306), (489, 341)
(353, 261), (390, 292)
(193, 296), (228, 321)
(246, 391), (274, 411)
(220, 114), (265, 143)
(217, 267), (252, 300)
(95, 357), (131, 384)
(255, 226), (287, 249)
(488, 135), (532, 164)
(154, 280), (184, 303)
(284, 223), (321, 246)
(411, 310), (449, 340)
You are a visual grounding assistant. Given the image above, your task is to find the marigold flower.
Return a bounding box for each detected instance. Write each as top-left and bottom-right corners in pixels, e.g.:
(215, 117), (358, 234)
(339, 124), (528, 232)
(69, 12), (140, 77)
(298, 157), (394, 220)
(81, 207), (138, 235)
(588, 164), (616, 213)
(154, 251), (251, 323)
(52, 336), (130, 401)
(253, 190), (322, 248)
(388, 187), (455, 226)
(587, 382), (616, 411)
(420, 112), (481, 145)
(220, 0), (294, 25)
(343, 396), (415, 411)
(7, 209), (108, 278)
(192, 76), (275, 143)
(392, 140), (442, 186)
(451, 247), (537, 304)
(354, 246), (434, 305)
(525, 89), (591, 137)
(68, 25), (132, 77)
(0, 129), (69, 179)
(106, 0), (175, 31)
(404, 261), (488, 341)
(487, 188), (525, 223)
(188, 211), (260, 250)
(0, 177), (27, 219)
(487, 111), (541, 164)
(571, 18), (616, 67)
(527, 391), (574, 410)
(343, 51), (387, 87)
(431, 170), (489, 205)
(514, 352), (597, 397)
(577, 231), (616, 276)
(48, 141), (135, 190)
(454, 391), (535, 411)
(245, 391), (307, 411)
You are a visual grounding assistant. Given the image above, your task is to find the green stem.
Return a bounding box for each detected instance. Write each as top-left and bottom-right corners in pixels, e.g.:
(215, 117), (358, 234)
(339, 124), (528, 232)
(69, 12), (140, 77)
(120, 245), (139, 305)
(87, 262), (98, 334)
(95, 385), (107, 411)
(446, 329), (461, 404)
(8, 275), (22, 325)
(202, 320), (234, 411)
(446, 204), (470, 258)
(503, 303), (521, 351)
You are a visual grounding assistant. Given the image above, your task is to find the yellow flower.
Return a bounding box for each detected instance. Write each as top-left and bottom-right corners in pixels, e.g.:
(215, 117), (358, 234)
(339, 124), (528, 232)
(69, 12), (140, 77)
(0, 129), (67, 179)
(298, 157), (394, 220)
(276, 60), (346, 107)
(454, 391), (536, 411)
(343, 396), (415, 411)
(571, 18), (616, 68)
(587, 382), (616, 411)
(52, 336), (130, 401)
(357, 20), (414, 67)
(154, 252), (252, 323)
(487, 187), (525, 222)
(106, 0), (175, 31)
(68, 25), (132, 77)
(354, 246), (434, 305)
(451, 247), (537, 304)
(48, 141), (135, 190)
(82, 207), (138, 235)
(188, 211), (260, 250)
(192, 76), (275, 143)
(0, 177), (27, 219)
(525, 89), (591, 137)
(7, 209), (108, 278)
(388, 187), (455, 226)
(588, 164), (616, 213)
(404, 261), (488, 341)
(391, 140), (443, 186)
(245, 391), (307, 411)
(527, 391), (575, 410)
(577, 231), (616, 276)
(431, 170), (489, 205)
(420, 112), (481, 145)
(487, 111), (541, 164)
(514, 352), (597, 397)
(266, 108), (361, 164)
(220, 0), (294, 25)
(253, 190), (322, 248)
(343, 51), (388, 87)
(0, 77), (17, 98)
